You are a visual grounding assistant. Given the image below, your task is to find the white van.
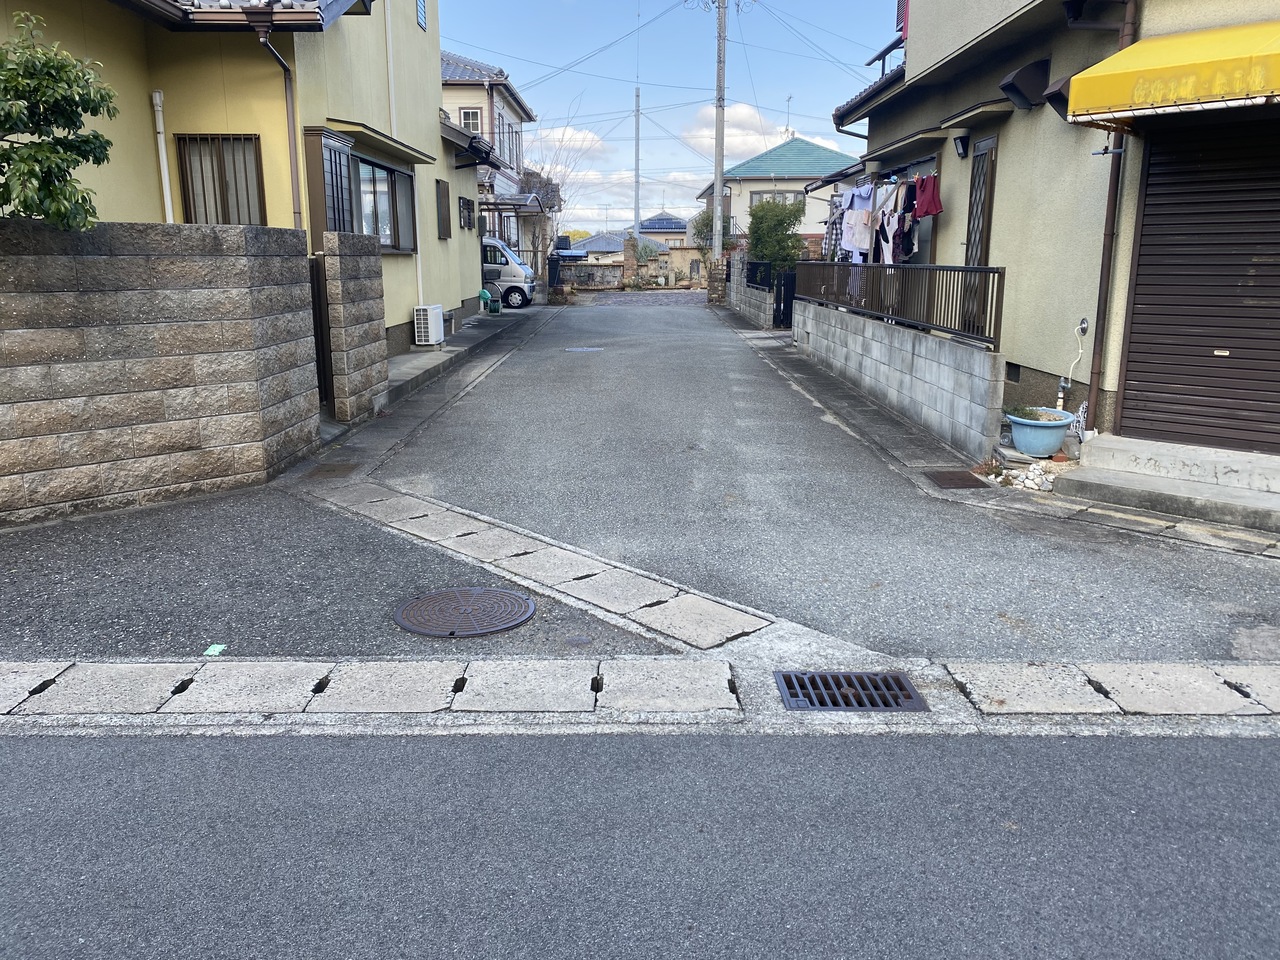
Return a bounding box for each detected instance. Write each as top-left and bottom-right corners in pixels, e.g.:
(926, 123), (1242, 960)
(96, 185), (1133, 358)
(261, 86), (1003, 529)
(482, 237), (535, 308)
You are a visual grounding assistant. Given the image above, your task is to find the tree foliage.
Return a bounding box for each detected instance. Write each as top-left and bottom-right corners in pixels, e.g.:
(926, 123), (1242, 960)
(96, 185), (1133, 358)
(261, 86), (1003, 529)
(0, 13), (118, 231)
(746, 198), (806, 274)
(688, 207), (736, 262)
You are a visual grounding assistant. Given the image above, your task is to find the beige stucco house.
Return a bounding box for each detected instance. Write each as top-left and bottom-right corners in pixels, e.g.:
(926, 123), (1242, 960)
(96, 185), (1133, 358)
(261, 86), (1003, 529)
(830, 0), (1280, 521)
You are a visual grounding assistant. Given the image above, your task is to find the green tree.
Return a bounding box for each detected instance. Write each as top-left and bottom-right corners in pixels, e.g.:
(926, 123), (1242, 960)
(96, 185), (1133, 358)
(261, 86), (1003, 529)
(688, 207), (736, 262)
(0, 13), (118, 231)
(746, 198), (806, 274)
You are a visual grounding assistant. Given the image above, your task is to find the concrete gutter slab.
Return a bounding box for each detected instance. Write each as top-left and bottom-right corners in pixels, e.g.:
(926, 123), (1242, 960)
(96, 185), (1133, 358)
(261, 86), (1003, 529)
(0, 661), (71, 712)
(630, 594), (769, 650)
(1216, 665), (1280, 711)
(1072, 506), (1178, 535)
(306, 661), (465, 713)
(947, 662), (1120, 714)
(494, 547), (611, 585)
(1081, 662), (1269, 716)
(597, 659), (739, 712)
(348, 495), (438, 523)
(439, 527), (545, 561)
(314, 483), (393, 507)
(13, 662), (196, 715)
(161, 661), (334, 714)
(1164, 522), (1277, 554)
(557, 569), (679, 614)
(451, 659), (598, 712)
(391, 511), (491, 542)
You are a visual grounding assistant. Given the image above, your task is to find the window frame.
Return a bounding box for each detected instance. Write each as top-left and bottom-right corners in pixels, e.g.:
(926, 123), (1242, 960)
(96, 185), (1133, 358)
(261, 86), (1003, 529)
(459, 108), (481, 135)
(173, 133), (267, 226)
(749, 189), (805, 208)
(354, 153), (417, 252)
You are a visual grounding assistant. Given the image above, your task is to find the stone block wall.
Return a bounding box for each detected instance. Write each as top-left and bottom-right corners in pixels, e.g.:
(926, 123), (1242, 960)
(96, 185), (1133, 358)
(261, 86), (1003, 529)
(321, 232), (388, 423)
(707, 258), (728, 305)
(0, 220), (320, 526)
(792, 299), (1005, 461)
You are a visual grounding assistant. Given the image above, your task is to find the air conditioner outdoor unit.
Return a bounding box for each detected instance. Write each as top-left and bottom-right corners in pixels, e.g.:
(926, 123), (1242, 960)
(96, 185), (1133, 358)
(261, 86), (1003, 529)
(413, 304), (445, 346)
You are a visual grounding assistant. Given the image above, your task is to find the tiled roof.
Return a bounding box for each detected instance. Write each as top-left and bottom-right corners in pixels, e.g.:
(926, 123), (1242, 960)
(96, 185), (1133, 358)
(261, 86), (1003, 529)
(832, 64), (906, 127)
(572, 231), (669, 254)
(639, 211), (687, 232)
(441, 50), (507, 83)
(722, 137), (857, 178)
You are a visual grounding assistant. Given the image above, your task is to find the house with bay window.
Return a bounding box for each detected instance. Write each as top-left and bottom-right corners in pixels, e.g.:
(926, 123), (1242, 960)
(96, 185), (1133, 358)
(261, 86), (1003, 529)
(6, 0), (486, 359)
(821, 0), (1280, 528)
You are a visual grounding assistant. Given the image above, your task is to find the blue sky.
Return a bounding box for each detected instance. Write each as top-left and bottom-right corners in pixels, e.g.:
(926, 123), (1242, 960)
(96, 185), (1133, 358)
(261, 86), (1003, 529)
(438, 0), (900, 233)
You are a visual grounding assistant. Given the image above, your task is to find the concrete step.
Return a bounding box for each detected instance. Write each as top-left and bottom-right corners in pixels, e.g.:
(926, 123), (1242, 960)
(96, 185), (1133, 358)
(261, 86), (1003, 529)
(1081, 436), (1280, 492)
(1055, 467), (1280, 534)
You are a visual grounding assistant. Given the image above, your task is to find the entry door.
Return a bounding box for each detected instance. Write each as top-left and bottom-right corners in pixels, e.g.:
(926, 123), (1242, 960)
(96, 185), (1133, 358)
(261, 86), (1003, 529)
(1119, 121), (1280, 455)
(961, 136), (997, 332)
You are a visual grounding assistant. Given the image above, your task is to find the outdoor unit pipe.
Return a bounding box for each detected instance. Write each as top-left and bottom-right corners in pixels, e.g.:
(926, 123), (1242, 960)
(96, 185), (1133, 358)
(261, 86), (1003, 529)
(256, 30), (303, 231)
(150, 90), (175, 224)
(1085, 0), (1138, 432)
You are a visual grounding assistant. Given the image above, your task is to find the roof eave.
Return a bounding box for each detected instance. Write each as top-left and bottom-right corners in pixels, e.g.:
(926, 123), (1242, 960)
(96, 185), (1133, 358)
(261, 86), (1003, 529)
(832, 64), (907, 129)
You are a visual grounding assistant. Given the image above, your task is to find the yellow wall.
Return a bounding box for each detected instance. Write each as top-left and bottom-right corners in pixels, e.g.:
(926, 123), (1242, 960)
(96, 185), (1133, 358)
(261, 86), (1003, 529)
(297, 0), (480, 326)
(2, 0), (163, 222)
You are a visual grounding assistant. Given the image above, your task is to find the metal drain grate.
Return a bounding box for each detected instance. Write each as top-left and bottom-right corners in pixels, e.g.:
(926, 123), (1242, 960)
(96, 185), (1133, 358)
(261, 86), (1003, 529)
(394, 588), (536, 638)
(925, 470), (991, 490)
(774, 671), (929, 712)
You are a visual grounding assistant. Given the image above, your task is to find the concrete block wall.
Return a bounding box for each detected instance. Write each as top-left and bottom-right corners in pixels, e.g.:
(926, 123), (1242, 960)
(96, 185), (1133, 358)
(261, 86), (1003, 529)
(793, 299), (1005, 461)
(0, 220), (320, 526)
(723, 251), (772, 327)
(321, 232), (388, 424)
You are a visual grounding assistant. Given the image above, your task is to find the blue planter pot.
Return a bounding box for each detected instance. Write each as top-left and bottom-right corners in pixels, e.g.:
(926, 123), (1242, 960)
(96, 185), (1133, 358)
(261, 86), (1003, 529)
(1006, 407), (1075, 458)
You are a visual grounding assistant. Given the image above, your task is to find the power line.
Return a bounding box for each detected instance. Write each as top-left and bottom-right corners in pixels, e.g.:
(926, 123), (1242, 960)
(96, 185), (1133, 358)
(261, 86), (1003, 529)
(440, 35), (713, 92)
(752, 2), (874, 85)
(523, 1), (686, 89)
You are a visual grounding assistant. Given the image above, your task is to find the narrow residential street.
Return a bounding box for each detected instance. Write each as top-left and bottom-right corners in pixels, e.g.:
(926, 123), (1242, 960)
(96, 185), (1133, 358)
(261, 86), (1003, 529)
(3, 298), (1279, 959)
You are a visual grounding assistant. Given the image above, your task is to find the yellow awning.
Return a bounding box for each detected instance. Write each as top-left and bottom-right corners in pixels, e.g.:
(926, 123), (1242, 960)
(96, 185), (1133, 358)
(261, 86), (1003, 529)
(1069, 20), (1280, 125)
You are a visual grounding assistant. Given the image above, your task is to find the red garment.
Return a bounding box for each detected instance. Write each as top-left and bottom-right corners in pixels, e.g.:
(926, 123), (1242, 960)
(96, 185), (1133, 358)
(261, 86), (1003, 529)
(915, 174), (943, 217)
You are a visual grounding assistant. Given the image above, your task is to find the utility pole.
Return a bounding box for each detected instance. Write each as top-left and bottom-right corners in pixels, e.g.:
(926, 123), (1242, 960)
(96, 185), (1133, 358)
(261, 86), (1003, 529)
(712, 0), (726, 260)
(634, 86), (642, 237)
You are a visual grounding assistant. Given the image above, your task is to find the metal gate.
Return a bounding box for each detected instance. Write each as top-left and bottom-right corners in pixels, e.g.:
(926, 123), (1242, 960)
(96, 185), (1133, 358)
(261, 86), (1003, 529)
(1118, 118), (1280, 455)
(309, 253), (334, 408)
(773, 270), (796, 328)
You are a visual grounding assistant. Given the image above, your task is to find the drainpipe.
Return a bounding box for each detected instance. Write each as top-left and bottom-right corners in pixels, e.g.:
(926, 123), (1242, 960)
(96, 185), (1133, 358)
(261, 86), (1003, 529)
(254, 27), (304, 230)
(150, 90), (175, 224)
(1084, 0), (1138, 433)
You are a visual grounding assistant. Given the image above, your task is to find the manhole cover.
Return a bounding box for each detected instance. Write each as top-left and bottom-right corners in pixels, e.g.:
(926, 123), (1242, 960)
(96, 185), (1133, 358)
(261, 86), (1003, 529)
(925, 470), (991, 490)
(774, 671), (929, 712)
(565, 347), (604, 352)
(394, 588), (536, 638)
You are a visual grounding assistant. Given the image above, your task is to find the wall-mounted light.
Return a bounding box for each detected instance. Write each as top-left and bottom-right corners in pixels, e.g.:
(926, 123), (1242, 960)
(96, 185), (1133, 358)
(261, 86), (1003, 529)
(952, 130), (971, 159)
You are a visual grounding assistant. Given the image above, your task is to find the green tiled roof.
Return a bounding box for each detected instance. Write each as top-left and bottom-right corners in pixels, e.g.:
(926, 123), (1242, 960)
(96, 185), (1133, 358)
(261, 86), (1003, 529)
(722, 137), (857, 178)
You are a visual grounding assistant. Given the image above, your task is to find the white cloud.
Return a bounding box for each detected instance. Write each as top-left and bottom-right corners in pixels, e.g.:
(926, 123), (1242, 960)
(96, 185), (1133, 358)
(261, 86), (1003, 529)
(681, 103), (789, 165)
(525, 125), (614, 168)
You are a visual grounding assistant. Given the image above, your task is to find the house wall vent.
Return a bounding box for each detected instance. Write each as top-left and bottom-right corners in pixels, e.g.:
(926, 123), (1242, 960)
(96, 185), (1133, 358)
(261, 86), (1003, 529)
(414, 304), (444, 346)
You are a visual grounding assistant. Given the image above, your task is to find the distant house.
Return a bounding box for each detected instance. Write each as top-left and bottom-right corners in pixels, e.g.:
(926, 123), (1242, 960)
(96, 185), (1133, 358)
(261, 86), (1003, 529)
(696, 136), (858, 256)
(638, 211), (689, 249)
(440, 50), (550, 271)
(568, 231), (701, 288)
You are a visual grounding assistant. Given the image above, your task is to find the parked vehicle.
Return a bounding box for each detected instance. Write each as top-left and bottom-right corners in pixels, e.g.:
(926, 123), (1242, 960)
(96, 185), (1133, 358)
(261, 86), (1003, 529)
(482, 237), (535, 308)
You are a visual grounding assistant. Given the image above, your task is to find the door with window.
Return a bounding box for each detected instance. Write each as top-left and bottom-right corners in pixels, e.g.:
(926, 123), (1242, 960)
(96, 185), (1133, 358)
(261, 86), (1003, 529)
(961, 136), (997, 333)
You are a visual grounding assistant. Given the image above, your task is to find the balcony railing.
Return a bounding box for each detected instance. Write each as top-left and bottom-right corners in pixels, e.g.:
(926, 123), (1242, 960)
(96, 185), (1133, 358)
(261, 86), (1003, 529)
(794, 261), (1005, 349)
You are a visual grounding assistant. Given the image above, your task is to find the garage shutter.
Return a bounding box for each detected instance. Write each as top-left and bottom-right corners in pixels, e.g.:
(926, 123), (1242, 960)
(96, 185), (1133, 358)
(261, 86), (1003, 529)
(1120, 120), (1280, 455)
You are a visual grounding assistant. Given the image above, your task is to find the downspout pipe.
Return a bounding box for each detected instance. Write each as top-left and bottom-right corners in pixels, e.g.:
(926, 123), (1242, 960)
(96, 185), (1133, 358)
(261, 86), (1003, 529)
(255, 27), (304, 231)
(150, 90), (175, 224)
(1085, 0), (1138, 433)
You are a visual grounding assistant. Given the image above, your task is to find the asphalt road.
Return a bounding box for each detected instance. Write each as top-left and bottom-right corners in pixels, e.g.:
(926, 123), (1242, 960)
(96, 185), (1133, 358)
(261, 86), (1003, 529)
(3, 734), (1276, 960)
(373, 300), (1280, 664)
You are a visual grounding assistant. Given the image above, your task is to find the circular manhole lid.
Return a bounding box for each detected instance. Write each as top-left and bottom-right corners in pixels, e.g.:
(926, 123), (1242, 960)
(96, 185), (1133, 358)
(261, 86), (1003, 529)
(394, 588), (536, 638)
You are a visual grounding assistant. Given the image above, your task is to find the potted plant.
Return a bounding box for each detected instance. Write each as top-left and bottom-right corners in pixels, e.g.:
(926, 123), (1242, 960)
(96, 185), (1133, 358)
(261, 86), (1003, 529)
(1004, 406), (1075, 458)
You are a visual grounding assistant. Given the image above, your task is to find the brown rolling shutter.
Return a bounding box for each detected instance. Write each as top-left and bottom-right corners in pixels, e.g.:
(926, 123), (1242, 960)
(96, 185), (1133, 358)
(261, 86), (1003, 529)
(1119, 120), (1280, 455)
